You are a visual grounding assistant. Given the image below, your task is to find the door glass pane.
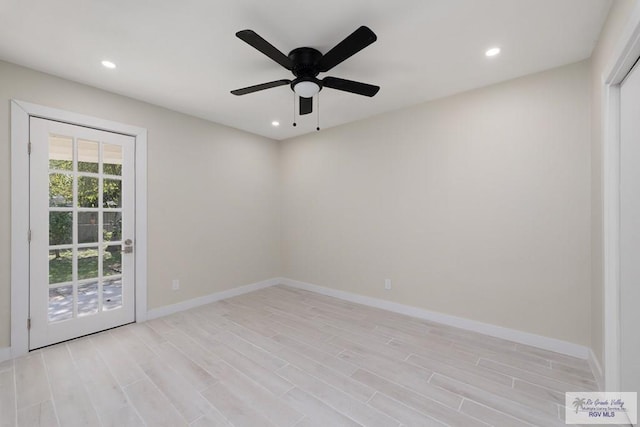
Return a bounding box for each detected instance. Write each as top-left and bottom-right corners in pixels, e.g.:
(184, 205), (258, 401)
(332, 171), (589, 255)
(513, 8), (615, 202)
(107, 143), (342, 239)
(49, 285), (73, 322)
(78, 139), (99, 173)
(103, 212), (122, 242)
(78, 247), (99, 280)
(78, 282), (99, 317)
(49, 173), (73, 207)
(103, 179), (121, 208)
(103, 144), (122, 176)
(103, 278), (122, 311)
(78, 212), (98, 243)
(103, 245), (121, 277)
(49, 212), (72, 245)
(49, 249), (72, 284)
(78, 176), (99, 207)
(49, 135), (73, 170)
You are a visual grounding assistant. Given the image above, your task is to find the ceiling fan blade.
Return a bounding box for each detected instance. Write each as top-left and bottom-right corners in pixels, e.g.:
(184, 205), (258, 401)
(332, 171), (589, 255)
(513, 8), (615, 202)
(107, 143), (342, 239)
(322, 77), (380, 97)
(317, 26), (377, 72)
(231, 79), (291, 96)
(236, 30), (293, 70)
(300, 97), (313, 115)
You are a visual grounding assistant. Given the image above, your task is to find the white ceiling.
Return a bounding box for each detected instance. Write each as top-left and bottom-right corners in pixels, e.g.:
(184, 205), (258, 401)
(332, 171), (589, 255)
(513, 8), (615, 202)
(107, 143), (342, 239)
(0, 0), (611, 140)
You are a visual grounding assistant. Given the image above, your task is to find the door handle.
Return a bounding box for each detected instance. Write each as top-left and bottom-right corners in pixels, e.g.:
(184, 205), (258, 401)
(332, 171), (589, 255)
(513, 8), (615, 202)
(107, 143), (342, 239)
(122, 239), (134, 254)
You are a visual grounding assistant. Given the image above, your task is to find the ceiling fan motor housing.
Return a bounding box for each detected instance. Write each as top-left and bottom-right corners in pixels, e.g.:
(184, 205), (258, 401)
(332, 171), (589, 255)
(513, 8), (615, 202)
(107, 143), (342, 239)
(289, 47), (324, 92)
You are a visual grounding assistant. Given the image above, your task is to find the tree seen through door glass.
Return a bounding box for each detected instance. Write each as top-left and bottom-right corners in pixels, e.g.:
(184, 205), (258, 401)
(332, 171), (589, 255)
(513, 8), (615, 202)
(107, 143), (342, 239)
(49, 212), (72, 246)
(103, 179), (122, 208)
(49, 173), (73, 207)
(77, 176), (99, 207)
(103, 212), (122, 242)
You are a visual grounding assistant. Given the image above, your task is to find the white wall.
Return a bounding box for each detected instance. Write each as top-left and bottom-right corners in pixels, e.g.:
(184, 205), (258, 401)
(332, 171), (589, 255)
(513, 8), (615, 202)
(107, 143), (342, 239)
(589, 0), (638, 370)
(281, 61), (592, 346)
(0, 60), (281, 348)
(0, 32), (614, 355)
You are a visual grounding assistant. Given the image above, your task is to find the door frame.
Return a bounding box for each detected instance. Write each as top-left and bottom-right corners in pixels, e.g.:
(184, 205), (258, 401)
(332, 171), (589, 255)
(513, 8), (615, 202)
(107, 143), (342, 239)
(601, 4), (640, 391)
(10, 100), (148, 357)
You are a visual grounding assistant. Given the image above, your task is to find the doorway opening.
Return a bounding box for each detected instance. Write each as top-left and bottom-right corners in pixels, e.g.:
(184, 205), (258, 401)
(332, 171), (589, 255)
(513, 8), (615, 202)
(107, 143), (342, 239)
(11, 100), (148, 357)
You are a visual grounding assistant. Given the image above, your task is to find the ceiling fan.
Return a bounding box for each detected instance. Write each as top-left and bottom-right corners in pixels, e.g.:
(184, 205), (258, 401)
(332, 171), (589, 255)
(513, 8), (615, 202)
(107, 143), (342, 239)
(231, 26), (380, 116)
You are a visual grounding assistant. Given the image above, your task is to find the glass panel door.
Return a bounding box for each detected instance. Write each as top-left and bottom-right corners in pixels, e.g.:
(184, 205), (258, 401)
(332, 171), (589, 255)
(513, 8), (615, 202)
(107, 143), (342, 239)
(29, 118), (135, 349)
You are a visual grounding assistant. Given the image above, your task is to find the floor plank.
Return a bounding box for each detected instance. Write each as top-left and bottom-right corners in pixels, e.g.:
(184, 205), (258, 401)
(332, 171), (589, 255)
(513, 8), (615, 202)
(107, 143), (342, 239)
(17, 401), (58, 427)
(368, 392), (448, 427)
(351, 369), (485, 426)
(281, 387), (361, 427)
(14, 352), (51, 411)
(200, 380), (278, 427)
(124, 378), (188, 426)
(142, 355), (214, 423)
(42, 344), (101, 427)
(0, 369), (17, 427)
(276, 364), (400, 427)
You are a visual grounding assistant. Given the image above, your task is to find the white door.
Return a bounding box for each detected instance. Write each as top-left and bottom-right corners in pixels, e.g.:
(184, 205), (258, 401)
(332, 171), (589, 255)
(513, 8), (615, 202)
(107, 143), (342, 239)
(620, 59), (640, 394)
(29, 117), (136, 349)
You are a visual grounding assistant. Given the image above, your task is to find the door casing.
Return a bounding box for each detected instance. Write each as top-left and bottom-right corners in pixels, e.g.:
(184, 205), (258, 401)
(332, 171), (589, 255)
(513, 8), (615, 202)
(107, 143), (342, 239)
(11, 100), (148, 357)
(599, 3), (640, 391)
(619, 59), (640, 396)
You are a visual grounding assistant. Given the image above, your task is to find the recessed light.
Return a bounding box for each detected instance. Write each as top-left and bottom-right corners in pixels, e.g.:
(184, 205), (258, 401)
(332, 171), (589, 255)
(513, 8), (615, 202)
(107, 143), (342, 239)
(485, 47), (501, 57)
(101, 60), (116, 69)
(271, 121), (280, 127)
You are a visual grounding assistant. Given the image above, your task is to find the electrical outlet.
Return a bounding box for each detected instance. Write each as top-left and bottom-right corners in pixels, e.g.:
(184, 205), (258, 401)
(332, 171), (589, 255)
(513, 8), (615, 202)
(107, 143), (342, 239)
(384, 279), (392, 290)
(172, 279), (180, 291)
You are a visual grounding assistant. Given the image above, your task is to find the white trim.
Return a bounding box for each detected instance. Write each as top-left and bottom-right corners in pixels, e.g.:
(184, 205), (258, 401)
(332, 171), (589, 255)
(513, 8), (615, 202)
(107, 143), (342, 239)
(589, 347), (605, 391)
(10, 101), (30, 358)
(281, 278), (590, 360)
(134, 118), (148, 323)
(0, 347), (12, 363)
(602, 3), (640, 392)
(603, 83), (622, 392)
(12, 100), (148, 136)
(10, 100), (148, 357)
(147, 278), (282, 320)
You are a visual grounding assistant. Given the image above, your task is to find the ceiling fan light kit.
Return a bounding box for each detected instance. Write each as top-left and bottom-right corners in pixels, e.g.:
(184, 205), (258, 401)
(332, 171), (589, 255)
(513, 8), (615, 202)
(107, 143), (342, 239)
(231, 26), (380, 128)
(293, 80), (320, 98)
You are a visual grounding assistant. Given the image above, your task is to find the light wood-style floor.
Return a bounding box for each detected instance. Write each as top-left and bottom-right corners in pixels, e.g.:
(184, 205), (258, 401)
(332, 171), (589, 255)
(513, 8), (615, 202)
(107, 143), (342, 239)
(0, 285), (598, 427)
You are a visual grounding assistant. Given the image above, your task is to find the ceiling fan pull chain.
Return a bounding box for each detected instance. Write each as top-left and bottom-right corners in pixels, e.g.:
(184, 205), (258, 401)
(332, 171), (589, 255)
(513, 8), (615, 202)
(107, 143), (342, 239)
(292, 93), (297, 127)
(316, 94), (320, 131)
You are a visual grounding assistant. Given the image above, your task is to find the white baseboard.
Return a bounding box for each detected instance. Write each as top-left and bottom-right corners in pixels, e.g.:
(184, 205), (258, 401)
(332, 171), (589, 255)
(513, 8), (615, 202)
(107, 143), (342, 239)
(281, 278), (591, 360)
(588, 348), (605, 390)
(146, 275), (593, 362)
(0, 347), (12, 363)
(146, 277), (281, 320)
(8, 275), (596, 365)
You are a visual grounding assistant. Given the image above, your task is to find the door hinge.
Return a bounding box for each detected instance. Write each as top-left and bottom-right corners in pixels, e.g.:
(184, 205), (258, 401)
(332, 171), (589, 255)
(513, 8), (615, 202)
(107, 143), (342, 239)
(27, 318), (31, 330)
(28, 229), (31, 243)
(28, 142), (32, 155)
